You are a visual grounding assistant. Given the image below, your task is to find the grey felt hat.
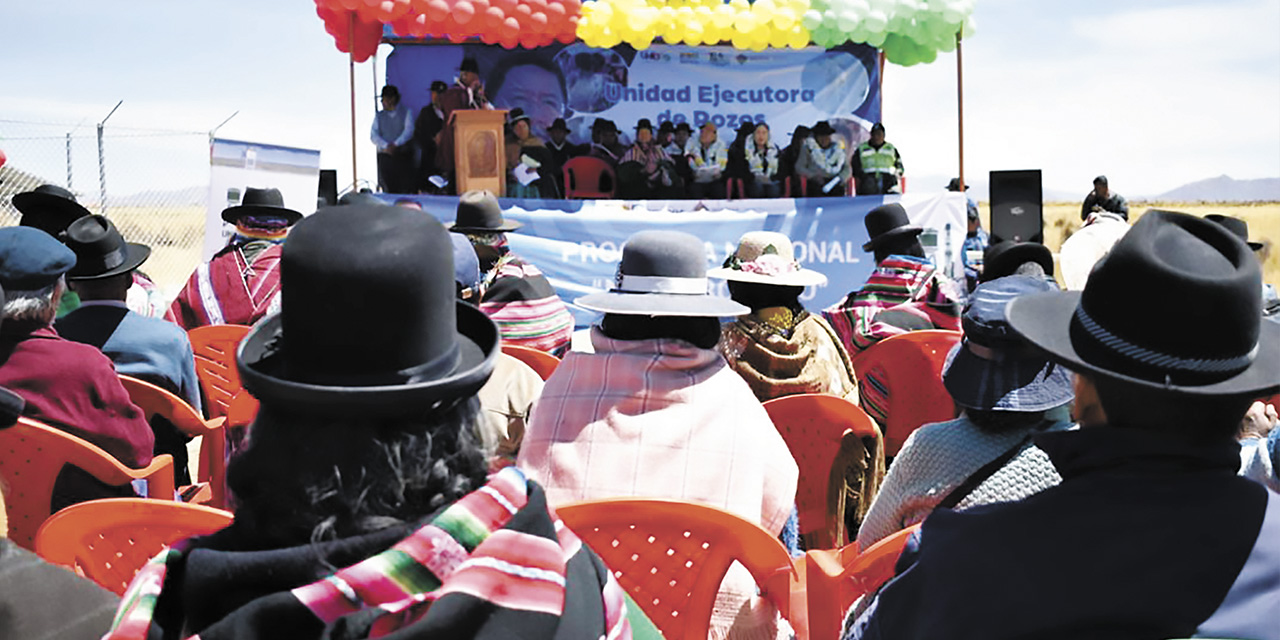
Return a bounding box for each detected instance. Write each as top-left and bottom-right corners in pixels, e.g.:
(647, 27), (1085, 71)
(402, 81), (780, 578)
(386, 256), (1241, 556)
(577, 230), (748, 317)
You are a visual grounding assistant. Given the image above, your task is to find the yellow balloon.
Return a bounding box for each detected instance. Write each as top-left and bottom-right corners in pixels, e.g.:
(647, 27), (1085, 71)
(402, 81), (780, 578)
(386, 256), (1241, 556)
(768, 29), (791, 49)
(788, 25), (811, 48)
(772, 8), (796, 30)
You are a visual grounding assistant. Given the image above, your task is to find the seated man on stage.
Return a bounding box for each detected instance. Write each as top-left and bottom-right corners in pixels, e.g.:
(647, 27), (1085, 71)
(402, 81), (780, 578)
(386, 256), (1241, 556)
(797, 121), (851, 197)
(166, 187), (301, 329)
(448, 191), (573, 355)
(586, 118), (624, 166)
(617, 118), (681, 199)
(688, 122), (728, 199)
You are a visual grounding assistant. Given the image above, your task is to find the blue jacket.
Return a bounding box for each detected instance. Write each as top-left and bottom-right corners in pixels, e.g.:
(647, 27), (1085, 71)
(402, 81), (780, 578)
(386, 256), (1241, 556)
(57, 302), (202, 413)
(850, 427), (1280, 640)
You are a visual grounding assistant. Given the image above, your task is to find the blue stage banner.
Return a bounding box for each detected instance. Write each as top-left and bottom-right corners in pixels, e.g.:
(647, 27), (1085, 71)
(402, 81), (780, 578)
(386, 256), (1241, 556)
(387, 41), (880, 151)
(377, 193), (966, 327)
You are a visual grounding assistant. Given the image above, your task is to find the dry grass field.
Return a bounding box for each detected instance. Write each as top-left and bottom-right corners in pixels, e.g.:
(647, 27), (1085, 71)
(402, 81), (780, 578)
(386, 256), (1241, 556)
(979, 202), (1280, 289)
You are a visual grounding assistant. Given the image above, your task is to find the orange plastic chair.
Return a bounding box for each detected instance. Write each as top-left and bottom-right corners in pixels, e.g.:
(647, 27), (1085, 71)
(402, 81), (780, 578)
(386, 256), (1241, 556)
(556, 498), (806, 640)
(763, 394), (884, 550)
(0, 417), (176, 550)
(563, 156), (617, 199)
(848, 330), (962, 456)
(803, 523), (920, 640)
(188, 324), (251, 420)
(501, 343), (561, 381)
(118, 375), (229, 509)
(35, 498), (233, 595)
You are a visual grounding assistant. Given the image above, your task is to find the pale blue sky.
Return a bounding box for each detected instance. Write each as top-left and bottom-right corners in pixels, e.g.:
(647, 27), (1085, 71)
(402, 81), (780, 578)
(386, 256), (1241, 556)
(2, 0), (1277, 198)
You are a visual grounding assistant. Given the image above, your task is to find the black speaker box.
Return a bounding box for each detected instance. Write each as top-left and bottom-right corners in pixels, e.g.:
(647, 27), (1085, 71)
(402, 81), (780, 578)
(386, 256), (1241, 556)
(318, 169), (338, 207)
(989, 169), (1043, 243)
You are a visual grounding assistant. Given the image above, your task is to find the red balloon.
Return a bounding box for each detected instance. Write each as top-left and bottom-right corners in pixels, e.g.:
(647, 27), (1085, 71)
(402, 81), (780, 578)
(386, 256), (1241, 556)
(492, 0), (518, 15)
(527, 0), (548, 12)
(337, 0), (361, 9)
(514, 3), (532, 18)
(501, 16), (520, 37)
(528, 11), (548, 31)
(425, 0), (450, 21)
(448, 31), (469, 43)
(376, 0), (411, 22)
(499, 32), (519, 49)
(561, 0), (581, 14)
(544, 2), (566, 25)
(519, 31), (543, 49)
(453, 1), (476, 24)
(0, 148), (7, 170)
(484, 6), (505, 27)
(555, 30), (576, 44)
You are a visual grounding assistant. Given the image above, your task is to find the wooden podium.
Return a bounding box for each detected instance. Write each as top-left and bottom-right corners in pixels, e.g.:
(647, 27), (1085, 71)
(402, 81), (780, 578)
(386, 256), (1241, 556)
(450, 109), (507, 196)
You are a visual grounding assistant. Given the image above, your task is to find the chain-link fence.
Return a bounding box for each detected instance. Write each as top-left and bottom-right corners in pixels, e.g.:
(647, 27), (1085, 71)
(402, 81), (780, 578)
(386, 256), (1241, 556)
(0, 118), (209, 298)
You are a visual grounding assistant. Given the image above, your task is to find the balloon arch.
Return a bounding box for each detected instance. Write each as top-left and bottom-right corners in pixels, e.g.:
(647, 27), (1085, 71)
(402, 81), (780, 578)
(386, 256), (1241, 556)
(313, 0), (975, 67)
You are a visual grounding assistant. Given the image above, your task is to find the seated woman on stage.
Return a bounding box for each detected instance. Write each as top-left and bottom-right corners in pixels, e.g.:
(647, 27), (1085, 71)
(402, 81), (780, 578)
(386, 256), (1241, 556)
(617, 118), (681, 199)
(746, 123), (783, 198)
(504, 108), (550, 198)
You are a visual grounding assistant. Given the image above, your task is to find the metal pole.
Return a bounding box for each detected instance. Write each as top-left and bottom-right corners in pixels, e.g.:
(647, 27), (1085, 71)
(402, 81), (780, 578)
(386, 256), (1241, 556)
(878, 50), (886, 118)
(66, 132), (73, 191)
(349, 14), (359, 192)
(956, 32), (965, 191)
(97, 100), (122, 216)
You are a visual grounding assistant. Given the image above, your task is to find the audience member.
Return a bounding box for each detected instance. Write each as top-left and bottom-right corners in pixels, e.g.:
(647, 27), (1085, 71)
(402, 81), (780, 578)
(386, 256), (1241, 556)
(518, 229), (798, 640)
(979, 240), (1055, 285)
(105, 201), (647, 639)
(0, 227), (152, 509)
(0, 476), (120, 640)
(1206, 214), (1277, 315)
(688, 122), (728, 199)
(665, 121), (695, 185)
(725, 119), (756, 194)
(56, 215), (201, 485)
(451, 233), (543, 471)
(544, 117), (579, 195)
(617, 118), (680, 198)
(848, 210), (1280, 640)
(167, 187), (300, 329)
(950, 178), (986, 291)
(448, 190), (573, 355)
(851, 122), (902, 195)
(745, 123), (783, 198)
(1058, 206), (1129, 290)
(412, 79), (447, 191)
(855, 275), (1075, 552)
(370, 84), (415, 194)
(1079, 174), (1128, 220)
(13, 184), (165, 318)
(1239, 400), (1279, 492)
(714, 231), (858, 403)
(656, 120), (675, 148)
(797, 121), (850, 197)
(823, 203), (962, 424)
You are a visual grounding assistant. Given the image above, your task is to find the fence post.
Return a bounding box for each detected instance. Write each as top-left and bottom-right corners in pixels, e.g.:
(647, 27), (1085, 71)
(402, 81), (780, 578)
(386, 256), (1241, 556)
(97, 100), (122, 216)
(66, 132), (73, 191)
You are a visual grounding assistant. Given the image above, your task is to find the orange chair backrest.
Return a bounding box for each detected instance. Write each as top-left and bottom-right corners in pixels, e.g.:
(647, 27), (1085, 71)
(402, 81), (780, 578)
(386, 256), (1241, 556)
(763, 393), (882, 549)
(849, 330), (961, 456)
(35, 498), (233, 595)
(0, 417), (176, 550)
(501, 344), (561, 381)
(188, 324), (251, 420)
(563, 156), (617, 199)
(803, 523), (920, 640)
(556, 498), (801, 640)
(118, 375), (228, 509)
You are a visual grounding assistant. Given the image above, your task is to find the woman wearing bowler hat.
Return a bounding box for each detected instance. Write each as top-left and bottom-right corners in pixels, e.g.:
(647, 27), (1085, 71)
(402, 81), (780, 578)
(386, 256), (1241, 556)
(519, 229), (799, 640)
(617, 118), (680, 199)
(105, 202), (653, 640)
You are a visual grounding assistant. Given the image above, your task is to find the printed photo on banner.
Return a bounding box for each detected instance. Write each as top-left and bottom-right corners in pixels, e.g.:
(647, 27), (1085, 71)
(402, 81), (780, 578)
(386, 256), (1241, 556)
(385, 41), (881, 165)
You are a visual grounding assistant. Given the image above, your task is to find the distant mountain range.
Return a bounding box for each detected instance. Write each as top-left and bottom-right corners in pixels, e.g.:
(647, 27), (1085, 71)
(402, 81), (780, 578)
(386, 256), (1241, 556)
(914, 174), (1280, 203)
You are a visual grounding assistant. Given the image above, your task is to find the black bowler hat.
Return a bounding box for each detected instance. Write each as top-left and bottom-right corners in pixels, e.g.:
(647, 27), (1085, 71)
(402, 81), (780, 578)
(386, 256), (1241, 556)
(1007, 210), (1280, 398)
(634, 118), (654, 132)
(870, 122), (885, 134)
(447, 190), (521, 233)
(548, 118), (570, 133)
(592, 119), (620, 134)
(861, 203), (923, 252)
(509, 108), (531, 125)
(1205, 214), (1263, 251)
(222, 187), (303, 225)
(577, 230), (748, 318)
(63, 215), (151, 281)
(460, 58), (480, 73)
(946, 177), (969, 192)
(981, 240), (1054, 284)
(430, 80), (448, 93)
(673, 122), (693, 134)
(1093, 175), (1108, 186)
(812, 121), (836, 136)
(13, 184), (93, 237)
(237, 203), (499, 417)
(658, 121), (674, 134)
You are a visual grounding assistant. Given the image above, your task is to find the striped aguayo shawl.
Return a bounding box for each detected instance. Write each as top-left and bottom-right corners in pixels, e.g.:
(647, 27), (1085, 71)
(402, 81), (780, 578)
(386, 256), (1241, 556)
(165, 242), (283, 330)
(821, 255), (962, 356)
(481, 253), (574, 356)
(104, 468), (640, 640)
